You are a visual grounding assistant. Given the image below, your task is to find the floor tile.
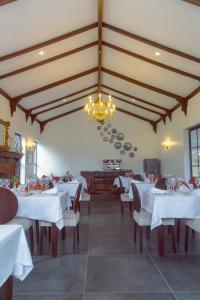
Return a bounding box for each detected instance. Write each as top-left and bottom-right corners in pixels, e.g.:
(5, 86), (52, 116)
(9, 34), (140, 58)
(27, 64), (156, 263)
(13, 294), (83, 300)
(175, 292), (200, 300)
(86, 255), (169, 293)
(14, 255), (87, 293)
(84, 292), (175, 300)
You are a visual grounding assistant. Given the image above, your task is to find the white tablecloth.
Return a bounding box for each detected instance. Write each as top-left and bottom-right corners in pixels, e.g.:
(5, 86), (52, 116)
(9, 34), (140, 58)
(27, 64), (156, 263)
(129, 182), (154, 202)
(143, 191), (200, 230)
(113, 177), (132, 192)
(16, 192), (69, 229)
(0, 224), (33, 287)
(56, 180), (87, 201)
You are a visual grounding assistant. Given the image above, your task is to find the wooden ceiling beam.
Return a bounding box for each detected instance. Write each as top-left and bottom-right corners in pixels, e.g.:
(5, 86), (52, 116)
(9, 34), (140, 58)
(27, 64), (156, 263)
(31, 90), (98, 120)
(183, 0), (200, 7)
(102, 67), (184, 102)
(103, 23), (200, 63)
(0, 0), (17, 6)
(0, 23), (98, 62)
(116, 107), (157, 132)
(103, 41), (200, 81)
(98, 0), (103, 93)
(29, 84), (98, 112)
(102, 90), (166, 123)
(0, 41), (98, 80)
(185, 85), (200, 101)
(14, 67), (98, 100)
(102, 84), (172, 112)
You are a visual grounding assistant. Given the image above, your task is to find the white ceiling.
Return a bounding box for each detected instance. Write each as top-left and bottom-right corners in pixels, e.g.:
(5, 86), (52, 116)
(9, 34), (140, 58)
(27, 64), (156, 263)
(0, 0), (199, 126)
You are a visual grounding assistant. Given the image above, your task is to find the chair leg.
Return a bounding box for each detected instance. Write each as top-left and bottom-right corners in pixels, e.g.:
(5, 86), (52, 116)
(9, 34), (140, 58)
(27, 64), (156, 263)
(73, 227), (77, 254)
(120, 201), (124, 216)
(48, 228), (51, 242)
(176, 219), (181, 243)
(133, 220), (137, 242)
(185, 225), (189, 253)
(157, 225), (164, 257)
(171, 226), (176, 253)
(35, 220), (39, 244)
(29, 226), (34, 253)
(192, 229), (195, 239)
(129, 202), (132, 212)
(139, 227), (143, 254)
(39, 227), (44, 255)
(88, 201), (91, 216)
(146, 226), (150, 240)
(77, 224), (79, 244)
(62, 227), (66, 240)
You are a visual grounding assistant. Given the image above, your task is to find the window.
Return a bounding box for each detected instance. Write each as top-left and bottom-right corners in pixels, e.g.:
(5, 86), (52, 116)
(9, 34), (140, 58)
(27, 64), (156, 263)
(189, 125), (200, 177)
(25, 141), (38, 180)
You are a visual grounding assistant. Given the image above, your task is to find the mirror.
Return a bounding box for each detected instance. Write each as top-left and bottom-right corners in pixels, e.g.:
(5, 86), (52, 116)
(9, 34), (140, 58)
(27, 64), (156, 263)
(0, 119), (10, 151)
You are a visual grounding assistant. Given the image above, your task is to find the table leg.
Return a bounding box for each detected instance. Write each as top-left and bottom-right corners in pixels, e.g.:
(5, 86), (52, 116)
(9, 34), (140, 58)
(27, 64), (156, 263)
(51, 224), (58, 258)
(0, 276), (13, 300)
(157, 225), (164, 257)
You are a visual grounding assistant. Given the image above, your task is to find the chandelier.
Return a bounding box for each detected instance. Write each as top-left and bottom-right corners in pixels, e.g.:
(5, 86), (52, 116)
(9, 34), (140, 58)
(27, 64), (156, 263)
(84, 93), (116, 123)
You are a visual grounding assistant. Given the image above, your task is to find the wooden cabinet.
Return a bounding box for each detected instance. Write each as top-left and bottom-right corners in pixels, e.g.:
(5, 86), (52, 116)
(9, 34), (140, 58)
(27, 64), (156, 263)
(81, 171), (125, 193)
(0, 150), (23, 178)
(143, 159), (160, 176)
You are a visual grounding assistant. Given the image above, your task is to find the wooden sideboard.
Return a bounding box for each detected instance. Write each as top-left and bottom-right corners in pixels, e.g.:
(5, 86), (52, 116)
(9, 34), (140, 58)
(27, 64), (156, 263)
(0, 150), (23, 178)
(81, 170), (125, 193)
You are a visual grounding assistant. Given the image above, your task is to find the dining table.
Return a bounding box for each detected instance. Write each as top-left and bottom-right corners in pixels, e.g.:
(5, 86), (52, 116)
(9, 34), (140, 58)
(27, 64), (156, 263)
(128, 181), (155, 201)
(113, 176), (132, 192)
(0, 224), (33, 300)
(55, 178), (87, 200)
(142, 188), (200, 255)
(15, 190), (69, 257)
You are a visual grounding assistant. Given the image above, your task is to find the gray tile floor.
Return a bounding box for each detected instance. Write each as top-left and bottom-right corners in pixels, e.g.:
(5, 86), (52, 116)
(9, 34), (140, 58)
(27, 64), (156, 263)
(13, 192), (200, 300)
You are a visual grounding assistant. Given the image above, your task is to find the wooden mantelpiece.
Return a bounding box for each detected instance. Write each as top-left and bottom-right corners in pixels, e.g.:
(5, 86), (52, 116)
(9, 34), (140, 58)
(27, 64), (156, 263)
(81, 170), (125, 193)
(0, 150), (23, 178)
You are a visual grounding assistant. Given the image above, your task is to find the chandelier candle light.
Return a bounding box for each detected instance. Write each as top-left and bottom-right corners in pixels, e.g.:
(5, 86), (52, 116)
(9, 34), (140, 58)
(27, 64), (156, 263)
(84, 93), (116, 123)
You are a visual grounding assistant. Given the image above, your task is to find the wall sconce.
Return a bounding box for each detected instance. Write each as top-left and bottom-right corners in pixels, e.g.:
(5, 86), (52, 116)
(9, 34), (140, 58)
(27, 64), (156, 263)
(162, 142), (170, 150)
(26, 140), (35, 152)
(162, 139), (176, 150)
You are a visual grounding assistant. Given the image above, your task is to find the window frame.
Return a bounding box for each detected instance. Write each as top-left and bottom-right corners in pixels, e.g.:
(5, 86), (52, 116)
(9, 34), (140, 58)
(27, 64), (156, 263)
(189, 124), (200, 177)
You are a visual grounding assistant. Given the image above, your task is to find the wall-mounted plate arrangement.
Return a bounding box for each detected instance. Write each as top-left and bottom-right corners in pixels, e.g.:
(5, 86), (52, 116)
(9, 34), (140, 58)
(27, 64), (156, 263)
(116, 132), (124, 141)
(120, 149), (125, 155)
(114, 142), (122, 149)
(103, 127), (108, 132)
(111, 128), (117, 134)
(133, 146), (138, 151)
(129, 152), (135, 158)
(124, 142), (132, 151)
(103, 137), (108, 142)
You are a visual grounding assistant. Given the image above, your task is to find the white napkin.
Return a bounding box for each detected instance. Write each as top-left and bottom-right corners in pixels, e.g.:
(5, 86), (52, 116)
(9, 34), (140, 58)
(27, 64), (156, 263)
(68, 179), (79, 184)
(151, 187), (166, 194)
(131, 179), (143, 184)
(42, 187), (58, 194)
(179, 184), (190, 193)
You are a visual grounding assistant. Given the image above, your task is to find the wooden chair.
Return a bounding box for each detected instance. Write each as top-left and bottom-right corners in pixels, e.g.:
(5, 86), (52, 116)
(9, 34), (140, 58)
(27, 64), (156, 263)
(39, 183), (82, 254)
(119, 176), (133, 216)
(0, 187), (34, 252)
(80, 185), (91, 215)
(132, 174), (143, 182)
(131, 183), (176, 255)
(184, 219), (200, 252)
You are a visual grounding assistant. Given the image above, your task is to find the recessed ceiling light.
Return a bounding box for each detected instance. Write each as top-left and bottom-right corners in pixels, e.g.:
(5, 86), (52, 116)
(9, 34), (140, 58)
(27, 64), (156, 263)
(38, 50), (45, 56)
(155, 51), (160, 56)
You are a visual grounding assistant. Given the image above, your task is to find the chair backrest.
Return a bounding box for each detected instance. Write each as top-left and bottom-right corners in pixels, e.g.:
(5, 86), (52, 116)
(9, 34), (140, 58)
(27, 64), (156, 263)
(132, 174), (143, 182)
(155, 177), (167, 190)
(131, 183), (141, 212)
(73, 183), (82, 213)
(118, 177), (125, 194)
(0, 187), (18, 224)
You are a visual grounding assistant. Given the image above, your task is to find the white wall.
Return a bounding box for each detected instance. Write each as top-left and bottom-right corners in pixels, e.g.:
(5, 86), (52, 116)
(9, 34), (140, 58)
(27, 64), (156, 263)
(156, 92), (200, 179)
(37, 111), (157, 177)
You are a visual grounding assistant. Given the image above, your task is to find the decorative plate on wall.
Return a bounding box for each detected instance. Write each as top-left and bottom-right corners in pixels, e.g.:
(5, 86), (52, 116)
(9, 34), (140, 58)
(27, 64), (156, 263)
(116, 132), (124, 141)
(103, 137), (108, 142)
(120, 149), (125, 155)
(111, 134), (116, 139)
(114, 142), (122, 149)
(97, 125), (102, 130)
(133, 146), (138, 151)
(129, 152), (135, 158)
(109, 139), (114, 143)
(111, 128), (117, 134)
(124, 142), (132, 151)
(107, 123), (112, 128)
(103, 127), (108, 132)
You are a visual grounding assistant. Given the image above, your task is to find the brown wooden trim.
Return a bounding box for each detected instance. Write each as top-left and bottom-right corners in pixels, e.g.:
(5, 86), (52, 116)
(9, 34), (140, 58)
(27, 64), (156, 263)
(102, 90), (165, 118)
(98, 0), (103, 93)
(0, 88), (12, 101)
(103, 23), (200, 63)
(102, 84), (170, 112)
(14, 67), (98, 99)
(102, 67), (184, 102)
(44, 106), (84, 124)
(103, 41), (200, 81)
(183, 0), (200, 7)
(0, 41), (98, 80)
(185, 85), (200, 101)
(32, 90), (98, 117)
(29, 84), (98, 112)
(0, 0), (17, 6)
(0, 23), (98, 62)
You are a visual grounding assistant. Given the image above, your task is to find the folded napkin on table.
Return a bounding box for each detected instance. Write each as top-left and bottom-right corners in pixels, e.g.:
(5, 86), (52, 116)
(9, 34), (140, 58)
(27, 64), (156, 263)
(151, 187), (167, 194)
(42, 187), (58, 194)
(179, 184), (190, 193)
